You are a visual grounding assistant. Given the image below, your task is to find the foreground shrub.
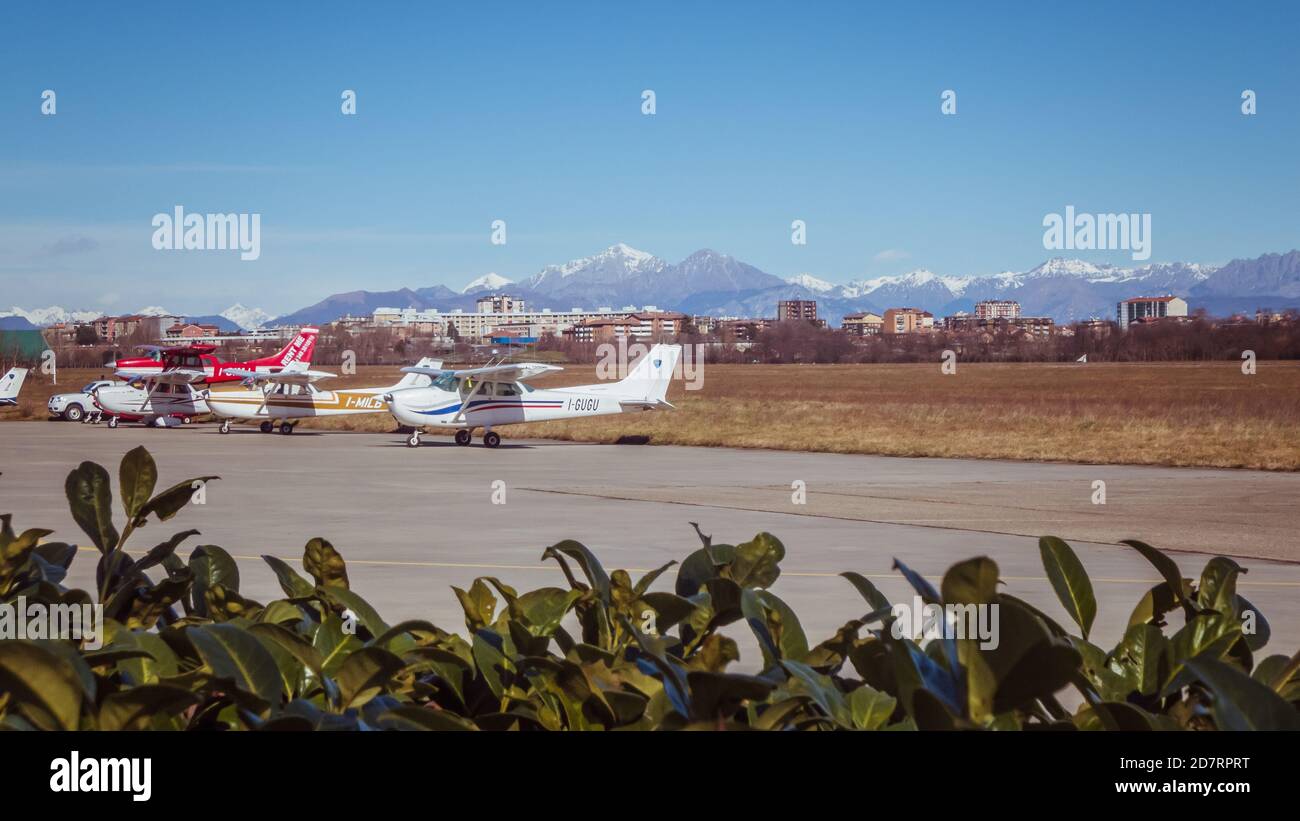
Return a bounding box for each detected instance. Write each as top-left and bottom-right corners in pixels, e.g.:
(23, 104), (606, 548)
(0, 446), (1296, 730)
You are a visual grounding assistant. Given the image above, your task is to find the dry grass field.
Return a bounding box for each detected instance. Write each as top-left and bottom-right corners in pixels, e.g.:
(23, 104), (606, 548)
(6, 361), (1299, 470)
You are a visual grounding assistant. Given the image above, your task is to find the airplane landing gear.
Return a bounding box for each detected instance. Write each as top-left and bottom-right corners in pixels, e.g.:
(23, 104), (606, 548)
(106, 416), (119, 429)
(219, 419), (232, 434)
(260, 421), (273, 433)
(279, 422), (294, 435)
(407, 431), (422, 448)
(454, 429), (472, 446)
(483, 430), (501, 448)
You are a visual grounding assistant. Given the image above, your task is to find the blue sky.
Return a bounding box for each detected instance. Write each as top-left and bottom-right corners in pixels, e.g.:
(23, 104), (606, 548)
(1, 0), (1297, 315)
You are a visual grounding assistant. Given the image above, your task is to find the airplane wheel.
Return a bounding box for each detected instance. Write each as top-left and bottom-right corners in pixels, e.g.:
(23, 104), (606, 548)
(260, 421), (273, 433)
(407, 432), (421, 448)
(106, 416), (119, 429)
(279, 422), (294, 435)
(454, 429), (472, 446)
(182, 416), (192, 424)
(483, 431), (501, 448)
(219, 419), (231, 434)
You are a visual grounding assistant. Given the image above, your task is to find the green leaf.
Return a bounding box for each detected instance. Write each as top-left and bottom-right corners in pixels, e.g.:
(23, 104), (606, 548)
(318, 585), (389, 639)
(64, 460), (120, 553)
(335, 646), (405, 710)
(98, 684), (199, 731)
(378, 706), (479, 731)
(941, 556), (1000, 605)
(261, 554), (316, 599)
(303, 537), (350, 590)
(118, 446), (158, 522)
(1186, 657), (1300, 731)
(187, 623), (283, 708)
(840, 572), (891, 612)
(1121, 539), (1192, 617)
(849, 684), (897, 730)
(1037, 536), (1096, 638)
(138, 476), (219, 524)
(725, 532), (785, 589)
(452, 578), (498, 632)
(0, 640), (85, 730)
(541, 540), (611, 604)
(189, 545), (240, 618)
(0, 641), (86, 732)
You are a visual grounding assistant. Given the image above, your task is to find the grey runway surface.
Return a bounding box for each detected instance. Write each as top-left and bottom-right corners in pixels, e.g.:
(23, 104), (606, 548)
(2, 423), (1297, 659)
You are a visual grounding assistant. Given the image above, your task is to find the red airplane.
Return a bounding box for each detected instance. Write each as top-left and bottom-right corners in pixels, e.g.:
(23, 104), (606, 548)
(108, 327), (319, 385)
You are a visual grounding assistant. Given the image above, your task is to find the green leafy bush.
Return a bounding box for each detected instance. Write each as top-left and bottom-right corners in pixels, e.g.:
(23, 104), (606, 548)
(0, 446), (1296, 730)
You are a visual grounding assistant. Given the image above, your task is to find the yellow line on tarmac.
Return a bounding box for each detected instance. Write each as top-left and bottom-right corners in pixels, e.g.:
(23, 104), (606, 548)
(124, 550), (1300, 587)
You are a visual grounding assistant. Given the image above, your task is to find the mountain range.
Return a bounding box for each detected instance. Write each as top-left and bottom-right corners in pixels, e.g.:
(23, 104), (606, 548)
(7, 247), (1300, 330)
(273, 246), (1300, 327)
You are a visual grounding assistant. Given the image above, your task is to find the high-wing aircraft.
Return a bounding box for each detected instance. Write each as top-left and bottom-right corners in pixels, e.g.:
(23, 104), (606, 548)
(109, 327), (319, 385)
(0, 367), (28, 407)
(206, 357), (441, 435)
(92, 379), (210, 428)
(385, 343), (681, 448)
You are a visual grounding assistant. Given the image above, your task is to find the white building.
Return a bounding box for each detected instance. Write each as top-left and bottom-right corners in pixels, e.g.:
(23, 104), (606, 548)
(1116, 296), (1189, 330)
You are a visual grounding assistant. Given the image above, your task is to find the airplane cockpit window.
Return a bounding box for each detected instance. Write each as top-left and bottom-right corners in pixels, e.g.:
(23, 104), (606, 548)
(496, 382), (518, 396)
(431, 373), (458, 392)
(519, 382), (535, 393)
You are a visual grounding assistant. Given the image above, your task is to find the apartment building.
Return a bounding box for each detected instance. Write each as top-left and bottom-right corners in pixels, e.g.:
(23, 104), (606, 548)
(476, 294), (526, 314)
(1116, 296), (1189, 330)
(882, 307), (934, 334)
(777, 300), (818, 323)
(841, 312), (884, 336)
(974, 300), (1021, 320)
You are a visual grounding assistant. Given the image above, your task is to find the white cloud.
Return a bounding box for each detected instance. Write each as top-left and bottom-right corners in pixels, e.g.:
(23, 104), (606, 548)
(873, 248), (911, 262)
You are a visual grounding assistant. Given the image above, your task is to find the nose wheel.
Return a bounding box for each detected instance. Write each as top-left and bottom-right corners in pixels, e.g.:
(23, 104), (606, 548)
(454, 429), (472, 446)
(483, 430), (501, 448)
(219, 419), (231, 434)
(106, 416), (119, 429)
(407, 431), (422, 448)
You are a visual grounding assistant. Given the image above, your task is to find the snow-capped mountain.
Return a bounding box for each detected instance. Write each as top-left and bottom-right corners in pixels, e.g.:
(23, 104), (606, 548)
(0, 306), (103, 326)
(220, 303), (274, 330)
(461, 273), (514, 294)
(135, 306), (174, 317)
(787, 274), (835, 293)
(267, 247), (1300, 328)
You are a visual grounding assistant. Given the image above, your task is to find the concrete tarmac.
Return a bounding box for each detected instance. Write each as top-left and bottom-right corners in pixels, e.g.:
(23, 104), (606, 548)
(2, 422), (1297, 659)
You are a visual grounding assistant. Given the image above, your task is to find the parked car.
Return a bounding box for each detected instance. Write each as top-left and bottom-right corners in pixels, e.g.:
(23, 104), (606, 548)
(48, 380), (117, 422)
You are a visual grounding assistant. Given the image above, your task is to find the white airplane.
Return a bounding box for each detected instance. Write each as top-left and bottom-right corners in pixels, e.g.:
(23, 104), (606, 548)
(206, 358), (440, 435)
(93, 373), (210, 428)
(385, 343), (681, 448)
(0, 367), (29, 407)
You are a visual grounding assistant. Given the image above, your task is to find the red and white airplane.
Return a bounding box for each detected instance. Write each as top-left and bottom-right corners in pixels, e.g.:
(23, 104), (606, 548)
(93, 328), (319, 427)
(107, 327), (319, 385)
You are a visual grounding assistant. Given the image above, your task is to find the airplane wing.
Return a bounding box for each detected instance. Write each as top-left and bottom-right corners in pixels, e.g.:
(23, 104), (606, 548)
(114, 368), (208, 384)
(400, 362), (562, 382)
(225, 367), (337, 384)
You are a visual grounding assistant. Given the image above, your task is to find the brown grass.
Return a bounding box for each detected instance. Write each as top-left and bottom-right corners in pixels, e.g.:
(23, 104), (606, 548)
(8, 362), (1299, 470)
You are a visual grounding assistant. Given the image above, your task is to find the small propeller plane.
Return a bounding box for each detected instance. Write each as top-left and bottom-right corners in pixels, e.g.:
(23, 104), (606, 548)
(109, 327), (319, 385)
(94, 327), (321, 427)
(0, 367), (29, 407)
(92, 378), (210, 428)
(385, 343), (681, 448)
(206, 357), (441, 435)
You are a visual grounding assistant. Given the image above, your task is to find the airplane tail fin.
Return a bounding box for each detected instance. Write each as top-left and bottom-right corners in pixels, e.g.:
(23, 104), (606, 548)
(251, 327), (320, 369)
(618, 344), (680, 402)
(393, 357), (443, 389)
(0, 367), (29, 404)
